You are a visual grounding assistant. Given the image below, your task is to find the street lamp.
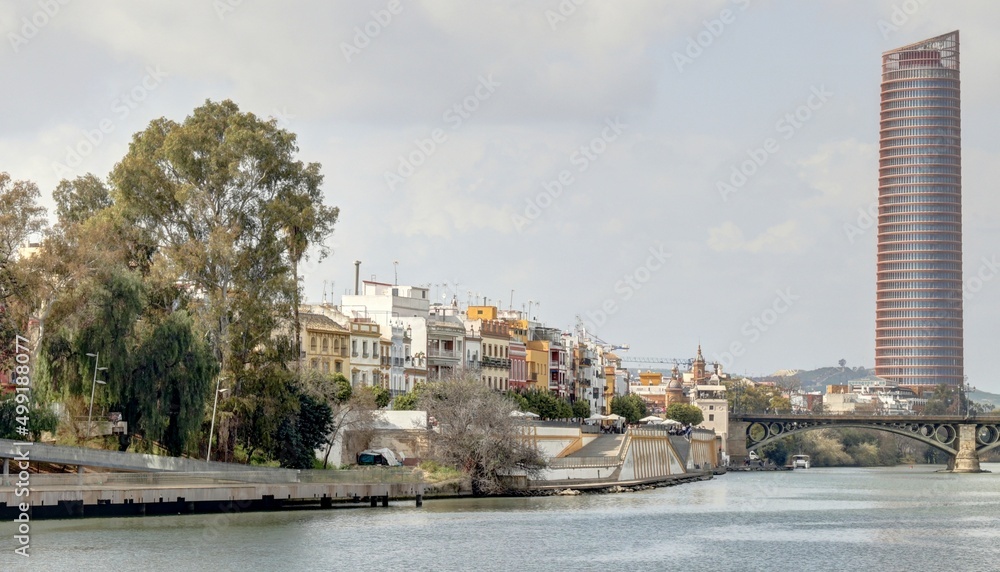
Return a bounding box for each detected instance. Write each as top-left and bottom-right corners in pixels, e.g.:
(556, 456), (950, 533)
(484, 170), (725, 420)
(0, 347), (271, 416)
(207, 377), (229, 462)
(85, 352), (108, 438)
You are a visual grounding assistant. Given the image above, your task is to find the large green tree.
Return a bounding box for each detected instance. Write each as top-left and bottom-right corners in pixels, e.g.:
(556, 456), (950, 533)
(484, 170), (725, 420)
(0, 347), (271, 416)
(110, 99), (339, 380)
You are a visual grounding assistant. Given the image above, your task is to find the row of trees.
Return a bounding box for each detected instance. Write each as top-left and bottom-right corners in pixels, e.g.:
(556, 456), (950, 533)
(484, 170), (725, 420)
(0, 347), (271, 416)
(0, 99), (340, 465)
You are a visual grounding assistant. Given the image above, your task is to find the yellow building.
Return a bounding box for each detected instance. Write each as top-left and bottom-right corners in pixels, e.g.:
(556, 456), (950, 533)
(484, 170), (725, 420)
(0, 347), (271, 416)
(300, 312), (350, 376)
(466, 305), (498, 320)
(526, 339), (550, 392)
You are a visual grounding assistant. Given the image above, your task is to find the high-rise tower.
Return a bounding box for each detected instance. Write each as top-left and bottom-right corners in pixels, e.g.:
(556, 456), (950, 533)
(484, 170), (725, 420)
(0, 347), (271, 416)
(876, 31), (963, 387)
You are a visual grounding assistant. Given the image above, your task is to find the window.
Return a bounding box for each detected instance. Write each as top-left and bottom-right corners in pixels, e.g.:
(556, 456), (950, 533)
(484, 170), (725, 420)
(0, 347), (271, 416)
(335, 361), (342, 373)
(322, 337), (328, 352)
(709, 414), (715, 422)
(310, 336), (317, 352)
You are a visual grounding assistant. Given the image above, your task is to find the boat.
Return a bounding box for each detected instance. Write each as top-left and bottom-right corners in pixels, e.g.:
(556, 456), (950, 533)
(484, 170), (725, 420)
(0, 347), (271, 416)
(791, 454), (810, 469)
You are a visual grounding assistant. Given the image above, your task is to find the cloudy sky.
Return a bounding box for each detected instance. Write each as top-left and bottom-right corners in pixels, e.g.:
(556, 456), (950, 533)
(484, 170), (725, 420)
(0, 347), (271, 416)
(3, 1), (1000, 389)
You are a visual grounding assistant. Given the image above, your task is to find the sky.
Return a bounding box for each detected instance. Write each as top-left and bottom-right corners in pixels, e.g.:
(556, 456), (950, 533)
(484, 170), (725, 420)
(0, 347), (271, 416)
(3, 1), (1000, 390)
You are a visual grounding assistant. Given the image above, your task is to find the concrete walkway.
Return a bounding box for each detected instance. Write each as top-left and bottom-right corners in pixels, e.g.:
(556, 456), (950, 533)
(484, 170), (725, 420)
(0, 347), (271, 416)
(565, 434), (625, 458)
(0, 439), (293, 475)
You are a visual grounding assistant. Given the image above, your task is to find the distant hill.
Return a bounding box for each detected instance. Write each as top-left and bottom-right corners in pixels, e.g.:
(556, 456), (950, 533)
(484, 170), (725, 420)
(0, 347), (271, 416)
(759, 367), (872, 392)
(969, 389), (1000, 408)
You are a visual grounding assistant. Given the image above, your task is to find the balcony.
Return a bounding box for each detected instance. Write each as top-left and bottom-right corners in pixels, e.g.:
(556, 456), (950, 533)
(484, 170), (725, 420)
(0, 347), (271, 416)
(427, 348), (460, 360)
(482, 356), (511, 369)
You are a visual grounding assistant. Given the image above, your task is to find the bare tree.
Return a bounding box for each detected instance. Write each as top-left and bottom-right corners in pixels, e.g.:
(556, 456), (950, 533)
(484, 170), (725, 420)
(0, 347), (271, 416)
(419, 373), (546, 495)
(299, 371), (377, 468)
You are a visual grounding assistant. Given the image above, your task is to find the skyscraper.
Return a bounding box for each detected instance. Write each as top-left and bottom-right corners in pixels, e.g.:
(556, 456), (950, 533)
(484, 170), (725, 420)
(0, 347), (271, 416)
(876, 31), (963, 387)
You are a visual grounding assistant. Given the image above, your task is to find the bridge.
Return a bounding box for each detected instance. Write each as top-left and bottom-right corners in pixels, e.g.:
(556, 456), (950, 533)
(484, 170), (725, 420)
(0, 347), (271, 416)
(727, 414), (1000, 472)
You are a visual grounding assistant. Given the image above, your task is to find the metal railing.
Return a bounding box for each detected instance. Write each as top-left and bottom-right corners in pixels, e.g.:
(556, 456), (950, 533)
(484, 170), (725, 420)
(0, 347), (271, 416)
(547, 456), (621, 469)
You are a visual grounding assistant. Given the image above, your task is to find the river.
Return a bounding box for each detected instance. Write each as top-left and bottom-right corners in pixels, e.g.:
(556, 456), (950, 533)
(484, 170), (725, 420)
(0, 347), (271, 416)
(7, 464), (1000, 571)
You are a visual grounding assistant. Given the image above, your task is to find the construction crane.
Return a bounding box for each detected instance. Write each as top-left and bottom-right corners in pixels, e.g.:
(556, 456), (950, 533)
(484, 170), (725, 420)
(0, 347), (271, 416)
(619, 357), (694, 367)
(574, 316), (630, 353)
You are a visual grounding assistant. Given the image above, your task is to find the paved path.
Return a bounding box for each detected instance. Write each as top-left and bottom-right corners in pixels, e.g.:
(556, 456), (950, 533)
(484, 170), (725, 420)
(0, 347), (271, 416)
(566, 434), (625, 457)
(0, 439), (292, 474)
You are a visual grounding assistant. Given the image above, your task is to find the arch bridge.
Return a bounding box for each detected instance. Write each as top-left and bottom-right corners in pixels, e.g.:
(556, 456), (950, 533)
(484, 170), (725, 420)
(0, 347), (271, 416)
(729, 414), (1000, 472)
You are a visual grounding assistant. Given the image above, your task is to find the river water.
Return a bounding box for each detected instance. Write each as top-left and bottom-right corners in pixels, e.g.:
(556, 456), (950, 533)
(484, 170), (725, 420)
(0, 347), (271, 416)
(7, 464), (1000, 571)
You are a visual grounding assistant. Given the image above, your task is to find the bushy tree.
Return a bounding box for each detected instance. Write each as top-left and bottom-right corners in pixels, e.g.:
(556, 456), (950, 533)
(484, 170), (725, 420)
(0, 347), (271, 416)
(0, 397), (58, 441)
(665, 403), (704, 426)
(610, 394), (647, 423)
(419, 374), (546, 495)
(275, 392), (332, 469)
(522, 390), (572, 419)
(571, 399), (591, 419)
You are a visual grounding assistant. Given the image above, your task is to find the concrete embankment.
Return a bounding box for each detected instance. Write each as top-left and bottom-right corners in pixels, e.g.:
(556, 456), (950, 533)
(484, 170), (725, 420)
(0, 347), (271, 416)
(0, 470), (425, 520)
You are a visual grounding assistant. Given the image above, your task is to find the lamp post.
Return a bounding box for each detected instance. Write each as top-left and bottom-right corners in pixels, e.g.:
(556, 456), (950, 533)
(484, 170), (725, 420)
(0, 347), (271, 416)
(207, 377), (229, 462)
(85, 352), (108, 438)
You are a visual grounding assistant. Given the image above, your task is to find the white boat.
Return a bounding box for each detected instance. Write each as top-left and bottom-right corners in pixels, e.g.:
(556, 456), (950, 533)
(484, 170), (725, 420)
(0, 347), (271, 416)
(791, 454), (810, 469)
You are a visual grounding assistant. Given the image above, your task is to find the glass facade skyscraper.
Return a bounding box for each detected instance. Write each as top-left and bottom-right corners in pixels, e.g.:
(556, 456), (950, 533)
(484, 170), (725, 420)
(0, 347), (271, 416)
(876, 31), (963, 387)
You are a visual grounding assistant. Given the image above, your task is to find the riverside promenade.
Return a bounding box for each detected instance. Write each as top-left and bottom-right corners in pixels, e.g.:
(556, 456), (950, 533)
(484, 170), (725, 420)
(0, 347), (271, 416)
(0, 439), (425, 519)
(0, 468), (426, 519)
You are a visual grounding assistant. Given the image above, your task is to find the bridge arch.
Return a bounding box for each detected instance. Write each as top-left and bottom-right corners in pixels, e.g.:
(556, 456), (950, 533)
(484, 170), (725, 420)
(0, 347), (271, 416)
(745, 420), (960, 456)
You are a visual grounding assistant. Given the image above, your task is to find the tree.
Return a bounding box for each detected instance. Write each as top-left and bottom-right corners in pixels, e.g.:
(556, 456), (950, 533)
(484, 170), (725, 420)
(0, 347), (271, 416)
(0, 173), (47, 371)
(610, 394), (647, 423)
(52, 174), (112, 226)
(571, 399), (591, 419)
(0, 173), (46, 263)
(522, 390), (573, 419)
(370, 385), (391, 409)
(923, 384), (956, 415)
(665, 403), (704, 426)
(299, 372), (379, 469)
(0, 397), (58, 441)
(275, 392), (332, 469)
(110, 99), (339, 380)
(838, 358), (847, 369)
(394, 388), (421, 411)
(419, 374), (546, 495)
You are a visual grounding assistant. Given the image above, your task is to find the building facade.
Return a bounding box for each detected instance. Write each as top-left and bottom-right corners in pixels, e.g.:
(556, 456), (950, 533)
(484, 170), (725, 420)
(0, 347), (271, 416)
(876, 31), (964, 387)
(349, 318), (382, 387)
(299, 312), (350, 376)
